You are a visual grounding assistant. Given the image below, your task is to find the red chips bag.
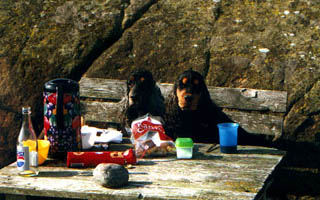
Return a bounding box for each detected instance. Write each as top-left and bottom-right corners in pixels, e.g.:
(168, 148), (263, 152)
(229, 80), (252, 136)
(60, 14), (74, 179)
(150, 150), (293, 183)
(131, 114), (175, 158)
(67, 149), (137, 168)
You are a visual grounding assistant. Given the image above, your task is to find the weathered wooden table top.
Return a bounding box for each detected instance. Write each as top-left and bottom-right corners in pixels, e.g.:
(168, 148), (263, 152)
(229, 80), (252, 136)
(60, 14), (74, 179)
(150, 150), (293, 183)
(0, 144), (285, 200)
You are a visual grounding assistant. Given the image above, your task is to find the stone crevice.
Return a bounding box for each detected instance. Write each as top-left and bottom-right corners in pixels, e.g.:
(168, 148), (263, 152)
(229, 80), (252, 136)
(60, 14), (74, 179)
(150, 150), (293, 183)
(203, 48), (211, 79)
(76, 0), (158, 80)
(122, 0), (158, 30)
(286, 78), (319, 116)
(70, 1), (129, 81)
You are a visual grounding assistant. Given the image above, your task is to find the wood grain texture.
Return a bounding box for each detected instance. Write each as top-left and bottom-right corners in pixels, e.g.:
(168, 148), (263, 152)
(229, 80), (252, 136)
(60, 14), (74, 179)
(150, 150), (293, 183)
(79, 78), (287, 112)
(81, 101), (122, 124)
(223, 110), (284, 137)
(80, 101), (284, 136)
(0, 144), (285, 200)
(80, 77), (126, 100)
(208, 87), (287, 113)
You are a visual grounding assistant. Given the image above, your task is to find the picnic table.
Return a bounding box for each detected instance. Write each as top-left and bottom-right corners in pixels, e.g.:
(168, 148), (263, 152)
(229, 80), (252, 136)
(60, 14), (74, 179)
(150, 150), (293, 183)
(0, 77), (288, 199)
(0, 143), (285, 200)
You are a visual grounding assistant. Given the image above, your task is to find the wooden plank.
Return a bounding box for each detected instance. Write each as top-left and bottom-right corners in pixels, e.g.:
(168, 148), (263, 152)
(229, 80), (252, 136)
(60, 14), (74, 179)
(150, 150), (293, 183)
(80, 101), (122, 124)
(81, 101), (283, 136)
(79, 77), (126, 100)
(79, 78), (287, 113)
(208, 87), (287, 113)
(0, 144), (285, 200)
(223, 110), (283, 137)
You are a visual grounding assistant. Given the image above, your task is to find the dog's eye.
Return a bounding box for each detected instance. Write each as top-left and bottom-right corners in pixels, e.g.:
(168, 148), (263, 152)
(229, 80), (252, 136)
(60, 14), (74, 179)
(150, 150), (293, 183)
(194, 79), (199, 85)
(182, 77), (188, 84)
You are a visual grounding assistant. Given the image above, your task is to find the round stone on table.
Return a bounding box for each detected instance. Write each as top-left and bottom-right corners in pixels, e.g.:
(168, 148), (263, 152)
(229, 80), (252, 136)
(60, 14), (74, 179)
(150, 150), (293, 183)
(93, 163), (129, 188)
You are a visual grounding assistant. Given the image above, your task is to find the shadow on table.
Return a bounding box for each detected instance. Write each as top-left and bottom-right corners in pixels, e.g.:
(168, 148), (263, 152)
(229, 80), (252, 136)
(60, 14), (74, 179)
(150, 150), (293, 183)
(127, 181), (153, 189)
(191, 144), (285, 160)
(237, 148), (285, 155)
(37, 170), (93, 177)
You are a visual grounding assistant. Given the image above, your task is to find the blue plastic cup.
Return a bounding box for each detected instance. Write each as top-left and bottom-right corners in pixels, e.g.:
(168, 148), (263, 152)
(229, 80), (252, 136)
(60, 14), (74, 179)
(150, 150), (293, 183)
(217, 123), (239, 153)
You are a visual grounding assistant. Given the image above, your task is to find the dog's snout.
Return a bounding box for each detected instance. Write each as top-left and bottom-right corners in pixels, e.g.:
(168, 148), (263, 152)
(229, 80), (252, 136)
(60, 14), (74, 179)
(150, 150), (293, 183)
(130, 93), (137, 101)
(184, 95), (193, 102)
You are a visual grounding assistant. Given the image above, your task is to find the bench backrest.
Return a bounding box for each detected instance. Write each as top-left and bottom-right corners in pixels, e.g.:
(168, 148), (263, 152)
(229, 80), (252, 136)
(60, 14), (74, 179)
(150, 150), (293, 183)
(79, 77), (287, 137)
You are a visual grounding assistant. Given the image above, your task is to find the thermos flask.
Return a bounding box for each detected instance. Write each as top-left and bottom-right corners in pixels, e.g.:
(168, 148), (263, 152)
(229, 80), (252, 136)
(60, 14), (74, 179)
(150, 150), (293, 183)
(43, 78), (82, 158)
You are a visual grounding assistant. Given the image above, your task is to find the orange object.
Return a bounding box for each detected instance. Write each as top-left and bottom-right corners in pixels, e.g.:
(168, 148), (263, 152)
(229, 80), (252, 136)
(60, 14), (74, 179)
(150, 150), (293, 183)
(24, 140), (50, 165)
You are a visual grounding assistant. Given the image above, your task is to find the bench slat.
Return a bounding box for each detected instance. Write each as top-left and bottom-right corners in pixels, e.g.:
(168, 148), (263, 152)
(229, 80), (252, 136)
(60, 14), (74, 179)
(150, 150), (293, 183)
(223, 110), (283, 137)
(80, 77), (126, 100)
(80, 78), (287, 112)
(81, 101), (283, 136)
(209, 87), (287, 113)
(81, 101), (121, 124)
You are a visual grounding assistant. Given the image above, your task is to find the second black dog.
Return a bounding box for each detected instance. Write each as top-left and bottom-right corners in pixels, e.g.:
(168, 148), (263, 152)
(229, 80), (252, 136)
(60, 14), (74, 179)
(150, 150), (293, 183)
(164, 69), (229, 143)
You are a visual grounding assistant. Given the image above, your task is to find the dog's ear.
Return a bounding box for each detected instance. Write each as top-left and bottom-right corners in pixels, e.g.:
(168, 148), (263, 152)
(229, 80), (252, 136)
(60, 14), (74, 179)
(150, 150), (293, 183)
(142, 69), (155, 85)
(134, 69), (155, 85)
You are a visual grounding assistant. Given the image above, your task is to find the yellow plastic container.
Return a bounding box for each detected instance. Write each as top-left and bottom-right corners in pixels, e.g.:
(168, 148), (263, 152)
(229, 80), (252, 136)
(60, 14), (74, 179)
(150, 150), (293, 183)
(23, 139), (50, 165)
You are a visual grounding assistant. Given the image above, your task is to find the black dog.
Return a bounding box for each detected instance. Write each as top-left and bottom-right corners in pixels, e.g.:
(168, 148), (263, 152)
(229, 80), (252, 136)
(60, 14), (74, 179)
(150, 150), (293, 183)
(120, 69), (165, 135)
(164, 69), (229, 143)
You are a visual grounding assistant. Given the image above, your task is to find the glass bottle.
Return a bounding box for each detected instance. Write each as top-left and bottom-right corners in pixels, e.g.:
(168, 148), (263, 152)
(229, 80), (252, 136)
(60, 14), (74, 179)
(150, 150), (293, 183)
(16, 106), (38, 176)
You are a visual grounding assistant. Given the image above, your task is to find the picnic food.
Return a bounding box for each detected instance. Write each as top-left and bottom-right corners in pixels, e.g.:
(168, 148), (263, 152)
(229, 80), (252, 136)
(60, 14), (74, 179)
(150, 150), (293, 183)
(93, 163), (129, 188)
(131, 114), (175, 158)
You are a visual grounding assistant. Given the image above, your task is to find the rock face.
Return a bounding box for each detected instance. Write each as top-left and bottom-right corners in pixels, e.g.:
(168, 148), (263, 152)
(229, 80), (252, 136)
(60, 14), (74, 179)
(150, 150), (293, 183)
(0, 0), (128, 167)
(85, 0), (320, 146)
(0, 0), (319, 179)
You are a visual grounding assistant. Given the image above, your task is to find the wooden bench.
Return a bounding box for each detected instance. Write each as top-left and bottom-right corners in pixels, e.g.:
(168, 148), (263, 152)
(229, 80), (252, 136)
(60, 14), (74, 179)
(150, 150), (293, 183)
(0, 77), (287, 200)
(79, 77), (287, 139)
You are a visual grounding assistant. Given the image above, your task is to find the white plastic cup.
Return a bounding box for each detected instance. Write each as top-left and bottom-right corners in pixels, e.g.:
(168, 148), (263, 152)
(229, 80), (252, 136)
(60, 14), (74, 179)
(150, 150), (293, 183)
(175, 138), (194, 159)
(81, 126), (96, 149)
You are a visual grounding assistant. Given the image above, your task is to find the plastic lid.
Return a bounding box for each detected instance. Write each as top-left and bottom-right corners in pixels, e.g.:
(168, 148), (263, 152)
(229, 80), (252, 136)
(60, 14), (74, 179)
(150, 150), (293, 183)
(175, 138), (194, 148)
(44, 78), (79, 93)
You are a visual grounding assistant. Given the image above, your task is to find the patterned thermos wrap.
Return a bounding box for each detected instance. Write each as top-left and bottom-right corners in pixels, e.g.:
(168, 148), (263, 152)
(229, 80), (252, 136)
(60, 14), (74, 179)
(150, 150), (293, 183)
(43, 78), (81, 158)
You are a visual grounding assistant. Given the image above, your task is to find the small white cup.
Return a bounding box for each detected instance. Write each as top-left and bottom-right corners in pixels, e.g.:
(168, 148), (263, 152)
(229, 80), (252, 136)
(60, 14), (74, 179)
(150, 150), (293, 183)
(81, 126), (96, 149)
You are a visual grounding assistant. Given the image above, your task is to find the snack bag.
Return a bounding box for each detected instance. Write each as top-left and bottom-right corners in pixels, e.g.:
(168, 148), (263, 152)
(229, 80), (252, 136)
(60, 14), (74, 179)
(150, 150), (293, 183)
(131, 114), (175, 158)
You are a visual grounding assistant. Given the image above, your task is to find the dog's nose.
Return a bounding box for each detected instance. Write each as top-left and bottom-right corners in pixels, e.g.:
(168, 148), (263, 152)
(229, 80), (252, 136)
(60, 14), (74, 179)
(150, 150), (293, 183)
(184, 95), (193, 102)
(130, 94), (137, 101)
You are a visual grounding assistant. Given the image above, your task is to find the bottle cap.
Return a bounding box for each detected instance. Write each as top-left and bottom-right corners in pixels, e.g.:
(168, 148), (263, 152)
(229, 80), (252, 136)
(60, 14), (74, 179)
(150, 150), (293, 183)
(22, 107), (31, 114)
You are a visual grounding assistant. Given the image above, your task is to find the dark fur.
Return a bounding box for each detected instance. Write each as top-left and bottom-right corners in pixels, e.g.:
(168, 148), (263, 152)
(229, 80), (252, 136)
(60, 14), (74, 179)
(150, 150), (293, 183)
(164, 69), (229, 143)
(120, 69), (165, 135)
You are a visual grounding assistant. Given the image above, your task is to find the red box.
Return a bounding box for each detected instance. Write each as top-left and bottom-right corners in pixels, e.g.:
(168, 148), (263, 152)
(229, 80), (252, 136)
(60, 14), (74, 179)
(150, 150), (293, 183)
(67, 149), (136, 168)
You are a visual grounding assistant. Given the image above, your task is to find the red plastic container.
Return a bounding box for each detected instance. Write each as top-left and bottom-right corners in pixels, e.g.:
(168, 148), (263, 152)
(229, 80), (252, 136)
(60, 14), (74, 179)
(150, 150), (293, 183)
(67, 149), (136, 168)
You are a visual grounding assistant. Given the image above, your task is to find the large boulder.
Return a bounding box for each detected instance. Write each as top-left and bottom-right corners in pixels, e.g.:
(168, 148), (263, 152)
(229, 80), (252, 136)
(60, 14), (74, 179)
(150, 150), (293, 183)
(0, 0), (319, 184)
(0, 0), (128, 166)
